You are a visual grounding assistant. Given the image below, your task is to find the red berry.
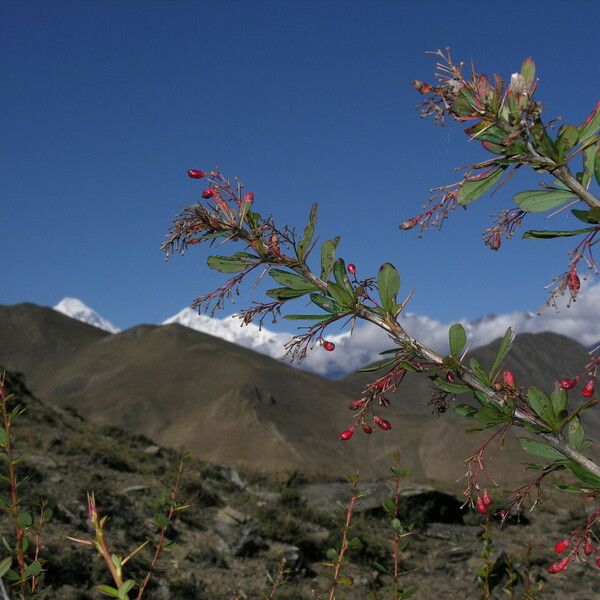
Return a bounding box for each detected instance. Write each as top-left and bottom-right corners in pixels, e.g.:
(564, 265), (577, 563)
(322, 340), (335, 352)
(490, 233), (501, 251)
(362, 423), (374, 434)
(549, 557), (569, 573)
(348, 399), (365, 410)
(482, 489), (492, 507)
(559, 377), (578, 390)
(503, 370), (515, 388)
(568, 270), (581, 295)
(202, 188), (216, 199)
(347, 263), (356, 275)
(584, 539), (593, 555)
(374, 416), (392, 431)
(582, 380), (595, 398)
(596, 556), (600, 568)
(243, 192), (254, 204)
(445, 372), (455, 383)
(412, 80), (432, 94)
(554, 539), (569, 554)
(339, 427), (354, 441)
(187, 169), (205, 179)
(476, 496), (488, 514)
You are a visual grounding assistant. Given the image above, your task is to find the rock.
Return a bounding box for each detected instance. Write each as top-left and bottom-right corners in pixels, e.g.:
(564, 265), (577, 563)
(217, 464), (246, 489)
(214, 506), (247, 527)
(143, 445), (161, 455)
(299, 482), (464, 526)
(230, 523), (267, 557)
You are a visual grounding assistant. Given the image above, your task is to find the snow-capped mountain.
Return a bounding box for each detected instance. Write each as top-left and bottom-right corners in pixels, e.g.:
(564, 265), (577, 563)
(50, 278), (600, 377)
(53, 297), (120, 333)
(162, 307), (290, 356)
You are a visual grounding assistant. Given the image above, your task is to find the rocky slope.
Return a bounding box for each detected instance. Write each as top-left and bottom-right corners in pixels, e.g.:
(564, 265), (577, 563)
(0, 368), (597, 599)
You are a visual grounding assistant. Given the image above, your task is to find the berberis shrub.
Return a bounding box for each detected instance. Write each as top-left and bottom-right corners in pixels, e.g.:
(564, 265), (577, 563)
(163, 49), (600, 583)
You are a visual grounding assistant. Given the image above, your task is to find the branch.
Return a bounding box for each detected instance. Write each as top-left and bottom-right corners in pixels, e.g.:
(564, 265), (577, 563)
(554, 166), (600, 210)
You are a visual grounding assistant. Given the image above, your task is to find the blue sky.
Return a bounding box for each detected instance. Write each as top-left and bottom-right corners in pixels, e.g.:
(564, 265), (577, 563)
(2, 0), (599, 330)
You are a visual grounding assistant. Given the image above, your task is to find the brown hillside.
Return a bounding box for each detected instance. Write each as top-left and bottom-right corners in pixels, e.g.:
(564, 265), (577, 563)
(1, 303), (597, 484)
(0, 302), (108, 388)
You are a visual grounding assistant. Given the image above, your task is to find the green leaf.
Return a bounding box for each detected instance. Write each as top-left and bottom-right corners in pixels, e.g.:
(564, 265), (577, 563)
(0, 556), (12, 578)
(556, 124), (579, 161)
(346, 537), (361, 550)
(266, 287), (311, 300)
(520, 57), (535, 84)
(333, 258), (353, 293)
(337, 575), (354, 586)
(580, 142), (598, 188)
(377, 263), (400, 314)
(554, 484), (588, 494)
(469, 358), (491, 386)
(153, 513), (169, 528)
(595, 145), (600, 185)
(489, 327), (514, 382)
(268, 269), (318, 291)
(473, 407), (507, 427)
(296, 202), (317, 260)
(514, 189), (575, 213)
(518, 438), (565, 460)
(373, 561), (390, 575)
(206, 252), (257, 273)
(523, 227), (595, 239)
(527, 387), (556, 428)
(4, 569), (20, 582)
(310, 293), (342, 314)
(578, 101), (600, 143)
(568, 416), (585, 451)
(356, 358), (397, 373)
(434, 378), (469, 394)
(320, 237), (340, 280)
(23, 560), (42, 579)
(448, 323), (466, 358)
(564, 460), (600, 489)
(550, 387), (568, 420)
(327, 281), (355, 307)
(118, 580), (136, 600)
(96, 585), (120, 598)
(283, 314), (331, 321)
(458, 166), (506, 205)
(571, 207), (600, 224)
(0, 427), (6, 447)
(454, 404), (477, 418)
(17, 512), (33, 530)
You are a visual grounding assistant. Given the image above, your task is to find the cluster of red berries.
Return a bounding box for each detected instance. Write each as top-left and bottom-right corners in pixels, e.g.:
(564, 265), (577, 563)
(188, 168), (255, 206)
(339, 416), (392, 441)
(559, 376), (595, 398)
(475, 489), (493, 514)
(549, 537), (600, 574)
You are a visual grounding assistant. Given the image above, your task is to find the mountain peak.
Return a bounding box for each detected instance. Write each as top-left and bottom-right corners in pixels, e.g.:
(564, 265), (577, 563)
(53, 297), (120, 333)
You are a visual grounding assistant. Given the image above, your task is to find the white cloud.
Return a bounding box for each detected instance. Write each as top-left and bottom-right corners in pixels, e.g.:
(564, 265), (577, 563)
(164, 280), (600, 377)
(54, 283), (600, 377)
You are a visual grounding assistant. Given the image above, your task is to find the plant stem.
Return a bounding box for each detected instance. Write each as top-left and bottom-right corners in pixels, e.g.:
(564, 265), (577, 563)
(135, 454), (187, 600)
(0, 384), (27, 596)
(327, 479), (359, 600)
(554, 165), (600, 209)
